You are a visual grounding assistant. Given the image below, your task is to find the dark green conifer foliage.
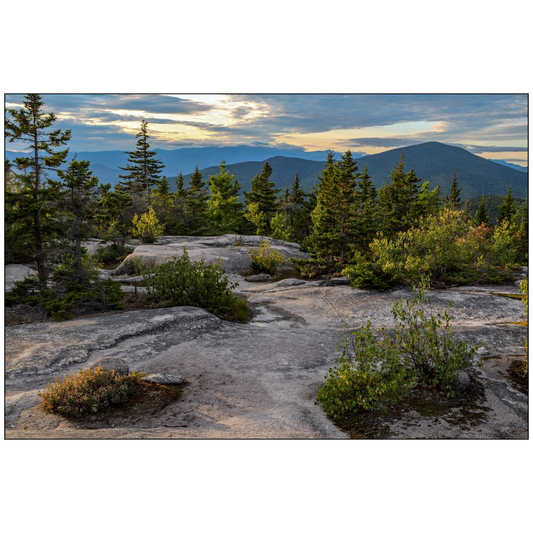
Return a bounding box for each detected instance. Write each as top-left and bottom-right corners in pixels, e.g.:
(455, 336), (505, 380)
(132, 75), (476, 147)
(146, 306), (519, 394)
(207, 160), (244, 233)
(244, 161), (281, 226)
(497, 187), (517, 225)
(156, 176), (171, 196)
(309, 150), (358, 266)
(353, 165), (378, 251)
(5, 94), (72, 284)
(473, 196), (490, 227)
(445, 171), (461, 208)
(53, 160), (100, 284)
(97, 185), (133, 247)
(119, 120), (164, 205)
(378, 154), (423, 236)
(185, 166), (210, 234)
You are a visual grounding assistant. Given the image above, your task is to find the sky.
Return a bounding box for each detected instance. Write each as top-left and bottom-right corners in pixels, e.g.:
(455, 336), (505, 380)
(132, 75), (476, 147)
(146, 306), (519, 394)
(4, 93), (528, 167)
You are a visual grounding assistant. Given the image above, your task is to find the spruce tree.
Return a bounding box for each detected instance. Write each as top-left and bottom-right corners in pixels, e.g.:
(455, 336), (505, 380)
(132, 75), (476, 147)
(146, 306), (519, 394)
(353, 164), (378, 251)
(53, 160), (100, 284)
(207, 160), (244, 233)
(244, 161), (281, 232)
(445, 171), (461, 208)
(497, 187), (517, 225)
(185, 166), (209, 234)
(5, 94), (72, 284)
(119, 120), (164, 206)
(473, 196), (490, 227)
(378, 154), (423, 236)
(309, 150), (358, 266)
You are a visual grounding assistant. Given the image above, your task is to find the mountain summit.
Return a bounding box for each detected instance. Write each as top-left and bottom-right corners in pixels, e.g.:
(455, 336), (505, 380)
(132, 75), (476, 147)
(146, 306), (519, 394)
(356, 142), (528, 198)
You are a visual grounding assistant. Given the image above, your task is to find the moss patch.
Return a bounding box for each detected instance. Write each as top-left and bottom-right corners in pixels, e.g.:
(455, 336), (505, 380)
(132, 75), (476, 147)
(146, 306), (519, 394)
(334, 378), (489, 439)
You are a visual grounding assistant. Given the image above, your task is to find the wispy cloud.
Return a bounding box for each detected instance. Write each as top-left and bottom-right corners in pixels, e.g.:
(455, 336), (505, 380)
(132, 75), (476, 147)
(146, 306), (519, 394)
(4, 94), (527, 166)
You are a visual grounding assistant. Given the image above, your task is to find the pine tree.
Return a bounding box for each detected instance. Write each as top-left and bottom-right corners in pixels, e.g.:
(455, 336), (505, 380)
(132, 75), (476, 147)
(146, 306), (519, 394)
(473, 196), (490, 227)
(244, 161), (281, 233)
(53, 160), (100, 284)
(445, 171), (461, 208)
(497, 187), (517, 225)
(185, 166), (209, 234)
(207, 160), (244, 233)
(119, 120), (164, 206)
(5, 94), (72, 284)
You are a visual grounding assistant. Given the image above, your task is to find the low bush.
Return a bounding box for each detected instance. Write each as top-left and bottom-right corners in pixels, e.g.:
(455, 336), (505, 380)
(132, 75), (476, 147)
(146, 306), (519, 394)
(39, 367), (142, 418)
(342, 251), (394, 291)
(391, 287), (479, 389)
(248, 240), (285, 275)
(143, 249), (241, 316)
(316, 287), (479, 421)
(132, 206), (165, 243)
(316, 323), (412, 419)
(291, 257), (329, 279)
(345, 208), (521, 289)
(6, 269), (124, 321)
(95, 244), (133, 266)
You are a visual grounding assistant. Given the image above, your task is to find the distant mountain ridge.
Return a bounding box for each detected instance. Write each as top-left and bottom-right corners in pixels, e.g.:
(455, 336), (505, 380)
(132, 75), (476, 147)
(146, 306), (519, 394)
(5, 145), (339, 185)
(6, 142), (527, 199)
(185, 142), (528, 199)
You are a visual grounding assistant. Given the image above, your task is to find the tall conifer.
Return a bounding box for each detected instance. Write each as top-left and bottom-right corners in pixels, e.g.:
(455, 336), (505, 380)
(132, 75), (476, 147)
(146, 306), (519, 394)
(5, 94), (72, 284)
(119, 120), (164, 205)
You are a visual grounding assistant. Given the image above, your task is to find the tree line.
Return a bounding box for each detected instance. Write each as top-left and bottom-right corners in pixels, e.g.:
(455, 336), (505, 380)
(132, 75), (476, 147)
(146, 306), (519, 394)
(5, 94), (528, 292)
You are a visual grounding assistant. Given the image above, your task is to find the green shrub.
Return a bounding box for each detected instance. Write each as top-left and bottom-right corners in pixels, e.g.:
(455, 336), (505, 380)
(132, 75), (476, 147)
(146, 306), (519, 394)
(291, 257), (328, 279)
(391, 287), (479, 390)
(248, 240), (285, 275)
(342, 251), (394, 290)
(39, 367), (142, 418)
(40, 280), (125, 320)
(95, 244), (133, 265)
(6, 272), (124, 321)
(132, 206), (165, 243)
(316, 287), (480, 420)
(143, 249), (239, 315)
(316, 323), (412, 419)
(5, 276), (41, 306)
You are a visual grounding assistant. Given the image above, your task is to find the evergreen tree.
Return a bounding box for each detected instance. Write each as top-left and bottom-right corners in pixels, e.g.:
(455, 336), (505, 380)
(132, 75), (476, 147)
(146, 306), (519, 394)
(377, 154), (423, 236)
(473, 196), (490, 227)
(497, 187), (517, 225)
(96, 185), (133, 248)
(185, 166), (209, 234)
(5, 94), (72, 284)
(207, 161), (244, 233)
(352, 165), (378, 251)
(244, 161), (281, 232)
(309, 150), (358, 266)
(444, 171), (461, 208)
(418, 182), (441, 217)
(53, 160), (100, 284)
(119, 120), (164, 206)
(152, 176), (176, 231)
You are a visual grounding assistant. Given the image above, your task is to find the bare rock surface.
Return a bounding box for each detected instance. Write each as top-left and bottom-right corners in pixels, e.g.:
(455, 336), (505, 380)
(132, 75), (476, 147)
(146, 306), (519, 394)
(109, 234), (308, 275)
(4, 236), (528, 439)
(5, 264), (37, 291)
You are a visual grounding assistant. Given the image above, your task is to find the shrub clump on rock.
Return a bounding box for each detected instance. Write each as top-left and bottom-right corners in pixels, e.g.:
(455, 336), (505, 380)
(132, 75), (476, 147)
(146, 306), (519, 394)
(316, 286), (479, 421)
(142, 248), (249, 321)
(248, 240), (284, 275)
(39, 367), (142, 419)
